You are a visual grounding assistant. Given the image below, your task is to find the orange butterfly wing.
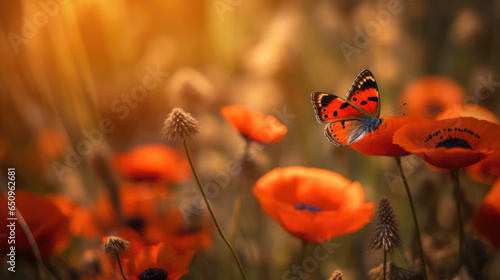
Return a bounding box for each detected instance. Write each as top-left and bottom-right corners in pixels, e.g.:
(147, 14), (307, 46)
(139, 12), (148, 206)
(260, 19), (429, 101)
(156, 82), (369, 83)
(345, 69), (381, 118)
(324, 120), (368, 147)
(311, 92), (364, 124)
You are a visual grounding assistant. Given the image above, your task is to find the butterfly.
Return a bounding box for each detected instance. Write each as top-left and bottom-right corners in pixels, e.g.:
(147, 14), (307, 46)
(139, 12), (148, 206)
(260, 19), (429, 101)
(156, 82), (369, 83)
(311, 69), (383, 147)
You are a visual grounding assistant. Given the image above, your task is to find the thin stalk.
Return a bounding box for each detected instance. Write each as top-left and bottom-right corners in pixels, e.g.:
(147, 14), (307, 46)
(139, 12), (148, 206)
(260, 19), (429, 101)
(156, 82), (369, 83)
(383, 250), (387, 280)
(452, 169), (463, 271)
(230, 140), (251, 244)
(183, 139), (248, 280)
(395, 157), (427, 280)
(300, 240), (308, 261)
(230, 179), (245, 244)
(114, 251), (127, 280)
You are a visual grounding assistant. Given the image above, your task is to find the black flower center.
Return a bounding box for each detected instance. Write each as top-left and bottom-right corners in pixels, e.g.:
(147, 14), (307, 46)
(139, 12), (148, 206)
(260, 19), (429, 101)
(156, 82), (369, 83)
(435, 138), (472, 149)
(424, 127), (480, 149)
(138, 268), (168, 280)
(294, 203), (321, 212)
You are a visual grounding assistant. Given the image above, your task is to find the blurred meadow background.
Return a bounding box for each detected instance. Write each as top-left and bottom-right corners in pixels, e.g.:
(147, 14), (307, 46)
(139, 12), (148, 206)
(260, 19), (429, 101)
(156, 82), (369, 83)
(1, 0), (500, 279)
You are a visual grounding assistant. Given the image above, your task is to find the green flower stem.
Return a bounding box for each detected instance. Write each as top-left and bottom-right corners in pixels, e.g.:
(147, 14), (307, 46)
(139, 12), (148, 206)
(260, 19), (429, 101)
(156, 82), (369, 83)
(395, 157), (427, 280)
(183, 139), (248, 280)
(452, 169), (463, 271)
(114, 251), (127, 280)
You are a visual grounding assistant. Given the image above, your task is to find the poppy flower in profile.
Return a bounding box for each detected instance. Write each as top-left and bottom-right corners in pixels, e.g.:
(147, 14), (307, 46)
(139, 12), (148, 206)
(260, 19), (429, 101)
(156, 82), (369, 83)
(122, 242), (194, 280)
(114, 144), (190, 183)
(399, 76), (465, 119)
(350, 116), (425, 157)
(393, 117), (500, 170)
(221, 105), (287, 143)
(253, 167), (374, 242)
(474, 178), (500, 249)
(0, 191), (71, 257)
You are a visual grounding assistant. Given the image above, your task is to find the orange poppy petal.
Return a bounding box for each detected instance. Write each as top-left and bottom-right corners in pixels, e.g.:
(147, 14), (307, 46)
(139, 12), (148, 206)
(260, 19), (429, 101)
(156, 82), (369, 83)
(221, 105), (288, 143)
(48, 195), (102, 238)
(221, 105), (250, 134)
(255, 167), (360, 210)
(253, 167), (374, 242)
(124, 243), (194, 280)
(114, 144), (190, 183)
(350, 116), (425, 157)
(260, 196), (375, 242)
(0, 191), (71, 257)
(163, 227), (212, 253)
(157, 243), (194, 280)
(474, 179), (500, 249)
(414, 148), (492, 170)
(467, 150), (500, 184)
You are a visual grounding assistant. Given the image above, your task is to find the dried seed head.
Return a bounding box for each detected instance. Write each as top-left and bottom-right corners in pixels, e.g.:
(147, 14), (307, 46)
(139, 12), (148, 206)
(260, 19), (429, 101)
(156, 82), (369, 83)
(162, 107), (200, 141)
(328, 269), (344, 280)
(368, 197), (401, 253)
(368, 262), (416, 280)
(102, 236), (131, 254)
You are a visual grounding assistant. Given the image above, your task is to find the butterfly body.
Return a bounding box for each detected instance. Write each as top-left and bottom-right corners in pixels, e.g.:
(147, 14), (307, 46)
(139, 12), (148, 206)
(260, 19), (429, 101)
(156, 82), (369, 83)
(311, 69), (383, 146)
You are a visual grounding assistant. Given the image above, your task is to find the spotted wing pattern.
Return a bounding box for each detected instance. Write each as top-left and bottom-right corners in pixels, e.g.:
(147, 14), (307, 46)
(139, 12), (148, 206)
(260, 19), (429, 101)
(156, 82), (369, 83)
(311, 92), (364, 124)
(345, 69), (380, 118)
(324, 119), (368, 147)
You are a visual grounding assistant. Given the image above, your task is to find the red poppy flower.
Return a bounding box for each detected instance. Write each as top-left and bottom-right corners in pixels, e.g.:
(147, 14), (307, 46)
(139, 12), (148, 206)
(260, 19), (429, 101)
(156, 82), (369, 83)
(350, 116), (425, 157)
(0, 191), (71, 257)
(48, 195), (102, 238)
(435, 105), (500, 182)
(122, 242), (194, 280)
(221, 104), (287, 143)
(399, 76), (465, 119)
(94, 184), (211, 253)
(143, 208), (212, 253)
(393, 117), (500, 169)
(474, 178), (500, 249)
(114, 144), (190, 183)
(253, 167), (375, 242)
(94, 183), (168, 233)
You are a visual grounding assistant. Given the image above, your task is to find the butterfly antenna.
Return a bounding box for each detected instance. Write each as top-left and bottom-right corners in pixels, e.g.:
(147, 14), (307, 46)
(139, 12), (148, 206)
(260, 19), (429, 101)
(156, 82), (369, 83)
(381, 103), (407, 118)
